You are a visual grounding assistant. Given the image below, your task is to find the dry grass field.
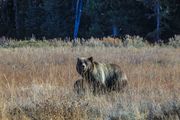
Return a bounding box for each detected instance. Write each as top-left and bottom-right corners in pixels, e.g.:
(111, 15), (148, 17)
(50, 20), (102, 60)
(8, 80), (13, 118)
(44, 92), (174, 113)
(0, 39), (180, 120)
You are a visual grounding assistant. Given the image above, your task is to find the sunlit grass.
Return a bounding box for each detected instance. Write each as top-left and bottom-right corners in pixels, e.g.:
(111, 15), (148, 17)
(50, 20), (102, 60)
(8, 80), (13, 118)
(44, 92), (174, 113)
(0, 39), (180, 120)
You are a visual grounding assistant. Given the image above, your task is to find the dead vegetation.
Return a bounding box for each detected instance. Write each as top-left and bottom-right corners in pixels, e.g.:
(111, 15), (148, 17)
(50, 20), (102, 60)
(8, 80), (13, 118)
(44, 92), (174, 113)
(0, 41), (180, 120)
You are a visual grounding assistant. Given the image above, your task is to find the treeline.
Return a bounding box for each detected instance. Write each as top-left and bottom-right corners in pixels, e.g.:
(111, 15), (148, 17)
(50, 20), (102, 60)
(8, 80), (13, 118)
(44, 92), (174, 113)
(0, 0), (179, 42)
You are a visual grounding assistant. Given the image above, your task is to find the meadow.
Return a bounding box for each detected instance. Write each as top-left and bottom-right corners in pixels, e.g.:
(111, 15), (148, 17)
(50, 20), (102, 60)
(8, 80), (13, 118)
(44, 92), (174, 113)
(0, 37), (180, 120)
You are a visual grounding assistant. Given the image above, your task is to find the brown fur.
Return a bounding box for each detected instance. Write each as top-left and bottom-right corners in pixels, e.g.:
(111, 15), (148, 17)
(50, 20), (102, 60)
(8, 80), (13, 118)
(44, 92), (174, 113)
(75, 57), (128, 94)
(73, 79), (85, 96)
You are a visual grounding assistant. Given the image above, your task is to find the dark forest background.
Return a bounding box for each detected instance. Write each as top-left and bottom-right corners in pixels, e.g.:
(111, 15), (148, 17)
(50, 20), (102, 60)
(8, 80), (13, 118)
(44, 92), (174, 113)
(0, 0), (179, 42)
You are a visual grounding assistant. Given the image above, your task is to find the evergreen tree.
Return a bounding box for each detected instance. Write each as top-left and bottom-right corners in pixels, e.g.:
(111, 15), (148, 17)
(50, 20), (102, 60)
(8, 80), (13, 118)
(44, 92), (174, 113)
(42, 0), (74, 38)
(0, 0), (179, 41)
(25, 0), (45, 38)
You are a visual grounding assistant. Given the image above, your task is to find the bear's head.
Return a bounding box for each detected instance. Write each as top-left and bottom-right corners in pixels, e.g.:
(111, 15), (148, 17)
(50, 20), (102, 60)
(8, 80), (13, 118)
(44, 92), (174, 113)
(76, 57), (93, 75)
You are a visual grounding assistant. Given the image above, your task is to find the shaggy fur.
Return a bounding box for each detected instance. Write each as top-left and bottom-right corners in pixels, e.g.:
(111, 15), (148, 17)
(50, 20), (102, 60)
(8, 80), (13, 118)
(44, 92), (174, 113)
(75, 57), (128, 94)
(74, 79), (85, 96)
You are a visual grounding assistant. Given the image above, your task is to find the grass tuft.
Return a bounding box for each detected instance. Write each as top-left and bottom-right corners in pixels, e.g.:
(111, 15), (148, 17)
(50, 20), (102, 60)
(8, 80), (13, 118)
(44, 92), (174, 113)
(0, 39), (180, 119)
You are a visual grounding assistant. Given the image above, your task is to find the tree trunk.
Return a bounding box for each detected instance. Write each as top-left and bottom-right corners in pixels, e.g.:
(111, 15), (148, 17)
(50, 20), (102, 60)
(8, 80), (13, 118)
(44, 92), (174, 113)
(112, 24), (118, 37)
(13, 0), (19, 38)
(73, 0), (83, 43)
(155, 0), (160, 43)
(1, 0), (8, 26)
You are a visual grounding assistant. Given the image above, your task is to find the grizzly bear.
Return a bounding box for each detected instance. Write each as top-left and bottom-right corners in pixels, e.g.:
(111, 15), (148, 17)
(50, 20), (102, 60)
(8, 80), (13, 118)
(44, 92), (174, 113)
(75, 57), (128, 94)
(74, 79), (85, 96)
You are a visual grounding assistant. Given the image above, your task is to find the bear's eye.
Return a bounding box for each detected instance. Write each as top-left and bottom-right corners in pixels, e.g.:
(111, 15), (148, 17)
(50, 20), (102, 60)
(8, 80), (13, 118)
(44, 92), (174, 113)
(78, 61), (82, 65)
(84, 61), (87, 65)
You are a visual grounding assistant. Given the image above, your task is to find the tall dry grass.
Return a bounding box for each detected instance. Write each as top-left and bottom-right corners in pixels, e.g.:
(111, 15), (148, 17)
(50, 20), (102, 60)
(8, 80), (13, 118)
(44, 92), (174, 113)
(0, 44), (180, 120)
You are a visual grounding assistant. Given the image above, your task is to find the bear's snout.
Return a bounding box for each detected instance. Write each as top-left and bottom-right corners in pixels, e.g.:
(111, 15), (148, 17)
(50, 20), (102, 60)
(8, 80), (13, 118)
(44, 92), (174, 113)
(82, 63), (86, 69)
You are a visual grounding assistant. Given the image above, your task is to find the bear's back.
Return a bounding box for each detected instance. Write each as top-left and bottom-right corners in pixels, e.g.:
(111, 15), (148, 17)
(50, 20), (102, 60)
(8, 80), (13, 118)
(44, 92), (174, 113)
(92, 62), (121, 85)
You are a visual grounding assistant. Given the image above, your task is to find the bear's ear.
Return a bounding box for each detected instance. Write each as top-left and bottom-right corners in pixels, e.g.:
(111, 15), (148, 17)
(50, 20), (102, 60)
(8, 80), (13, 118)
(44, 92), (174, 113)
(77, 57), (81, 62)
(88, 57), (93, 63)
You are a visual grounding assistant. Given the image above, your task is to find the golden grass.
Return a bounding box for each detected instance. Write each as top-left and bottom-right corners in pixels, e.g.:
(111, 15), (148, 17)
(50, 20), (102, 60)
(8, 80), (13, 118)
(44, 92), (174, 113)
(0, 45), (180, 120)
